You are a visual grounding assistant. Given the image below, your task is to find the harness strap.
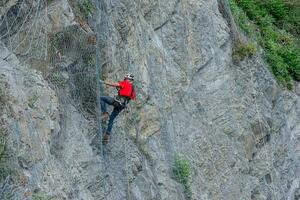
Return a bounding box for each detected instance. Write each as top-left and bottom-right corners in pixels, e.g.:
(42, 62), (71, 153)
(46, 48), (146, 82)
(114, 96), (129, 108)
(114, 83), (134, 109)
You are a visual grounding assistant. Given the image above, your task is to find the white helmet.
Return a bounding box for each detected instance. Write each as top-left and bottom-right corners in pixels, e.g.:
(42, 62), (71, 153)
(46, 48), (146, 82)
(124, 73), (134, 80)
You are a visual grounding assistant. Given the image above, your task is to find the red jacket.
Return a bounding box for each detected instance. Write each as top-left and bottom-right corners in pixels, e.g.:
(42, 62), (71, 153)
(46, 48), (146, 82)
(118, 80), (136, 100)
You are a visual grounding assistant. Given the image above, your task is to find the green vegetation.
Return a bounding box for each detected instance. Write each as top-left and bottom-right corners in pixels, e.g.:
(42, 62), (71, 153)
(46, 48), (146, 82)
(0, 87), (9, 112)
(69, 0), (95, 20)
(79, 0), (95, 18)
(0, 126), (9, 180)
(0, 85), (13, 181)
(173, 155), (192, 199)
(32, 192), (50, 200)
(0, 86), (8, 166)
(46, 0), (54, 5)
(230, 0), (300, 89)
(233, 41), (257, 61)
(28, 94), (39, 108)
(0, 129), (13, 181)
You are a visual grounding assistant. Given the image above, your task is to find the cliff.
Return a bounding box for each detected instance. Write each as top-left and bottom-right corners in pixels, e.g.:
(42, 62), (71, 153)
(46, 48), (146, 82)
(0, 0), (300, 199)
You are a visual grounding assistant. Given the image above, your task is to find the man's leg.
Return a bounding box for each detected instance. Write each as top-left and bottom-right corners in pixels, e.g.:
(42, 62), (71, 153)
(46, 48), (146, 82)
(100, 96), (115, 113)
(106, 107), (123, 135)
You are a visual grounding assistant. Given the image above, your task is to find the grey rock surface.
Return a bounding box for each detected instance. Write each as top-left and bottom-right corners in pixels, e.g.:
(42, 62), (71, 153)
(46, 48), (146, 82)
(0, 0), (300, 200)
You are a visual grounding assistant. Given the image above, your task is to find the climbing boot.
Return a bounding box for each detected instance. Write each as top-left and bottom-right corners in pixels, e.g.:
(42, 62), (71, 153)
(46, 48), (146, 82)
(101, 112), (109, 119)
(102, 133), (110, 144)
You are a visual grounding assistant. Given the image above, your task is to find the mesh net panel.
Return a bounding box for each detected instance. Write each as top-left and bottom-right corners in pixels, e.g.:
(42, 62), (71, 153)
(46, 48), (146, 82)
(0, 0), (102, 187)
(0, 0), (103, 115)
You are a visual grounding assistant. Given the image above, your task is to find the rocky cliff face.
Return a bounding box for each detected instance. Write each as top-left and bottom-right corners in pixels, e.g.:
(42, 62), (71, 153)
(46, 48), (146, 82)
(1, 0), (300, 200)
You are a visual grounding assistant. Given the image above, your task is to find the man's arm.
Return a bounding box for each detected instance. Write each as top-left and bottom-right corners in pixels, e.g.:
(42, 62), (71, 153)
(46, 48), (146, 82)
(100, 80), (120, 87)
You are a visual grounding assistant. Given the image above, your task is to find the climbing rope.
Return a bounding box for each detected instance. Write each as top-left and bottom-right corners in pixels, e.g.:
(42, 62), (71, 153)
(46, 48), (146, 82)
(122, 26), (133, 200)
(94, 2), (119, 199)
(95, 0), (104, 157)
(95, 2), (133, 198)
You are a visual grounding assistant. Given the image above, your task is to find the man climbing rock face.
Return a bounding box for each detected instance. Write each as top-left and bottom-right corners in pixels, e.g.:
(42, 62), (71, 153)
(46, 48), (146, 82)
(100, 73), (136, 144)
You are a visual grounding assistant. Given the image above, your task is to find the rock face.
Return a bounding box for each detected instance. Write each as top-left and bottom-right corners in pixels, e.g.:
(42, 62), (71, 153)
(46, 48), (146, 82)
(1, 0), (300, 200)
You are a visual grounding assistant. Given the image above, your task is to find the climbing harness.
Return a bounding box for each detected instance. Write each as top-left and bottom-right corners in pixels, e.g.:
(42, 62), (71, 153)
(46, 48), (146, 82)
(112, 96), (129, 109)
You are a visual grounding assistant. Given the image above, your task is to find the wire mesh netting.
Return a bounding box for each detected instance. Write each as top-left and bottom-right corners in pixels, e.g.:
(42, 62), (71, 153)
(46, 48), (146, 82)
(0, 0), (106, 109)
(0, 0), (144, 199)
(0, 0), (105, 194)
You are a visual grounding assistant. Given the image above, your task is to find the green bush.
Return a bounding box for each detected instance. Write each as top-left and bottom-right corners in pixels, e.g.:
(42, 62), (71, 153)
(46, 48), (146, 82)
(80, 0), (95, 18)
(230, 0), (300, 89)
(262, 0), (287, 20)
(28, 94), (39, 108)
(173, 155), (192, 199)
(0, 84), (12, 181)
(284, 2), (300, 35)
(233, 41), (257, 61)
(47, 0), (54, 5)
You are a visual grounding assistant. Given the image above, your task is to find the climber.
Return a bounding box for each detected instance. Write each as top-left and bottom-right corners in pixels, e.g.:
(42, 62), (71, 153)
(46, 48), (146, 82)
(100, 73), (136, 144)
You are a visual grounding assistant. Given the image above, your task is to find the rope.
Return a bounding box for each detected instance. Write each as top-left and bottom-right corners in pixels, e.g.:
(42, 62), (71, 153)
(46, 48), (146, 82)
(94, 1), (117, 197)
(96, 2), (132, 198)
(122, 31), (132, 200)
(95, 0), (104, 157)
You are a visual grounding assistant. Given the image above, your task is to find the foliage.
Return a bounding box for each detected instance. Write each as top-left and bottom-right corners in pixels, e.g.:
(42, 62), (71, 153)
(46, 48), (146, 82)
(28, 94), (39, 108)
(233, 41), (257, 61)
(79, 0), (95, 18)
(230, 0), (300, 89)
(46, 0), (54, 5)
(0, 87), (9, 112)
(229, 0), (258, 37)
(0, 126), (9, 180)
(283, 2), (300, 35)
(173, 155), (192, 199)
(0, 88), (12, 181)
(32, 192), (50, 200)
